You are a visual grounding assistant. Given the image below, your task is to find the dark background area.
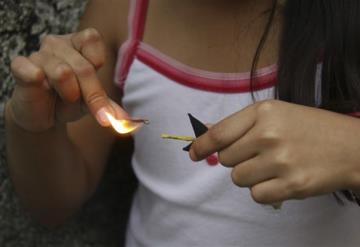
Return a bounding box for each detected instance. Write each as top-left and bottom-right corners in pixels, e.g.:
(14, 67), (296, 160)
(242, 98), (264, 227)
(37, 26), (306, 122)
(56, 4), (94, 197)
(0, 1), (137, 246)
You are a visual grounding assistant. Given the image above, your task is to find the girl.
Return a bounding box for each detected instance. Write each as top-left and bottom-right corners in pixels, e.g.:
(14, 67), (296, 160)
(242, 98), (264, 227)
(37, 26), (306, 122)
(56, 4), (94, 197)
(5, 0), (360, 246)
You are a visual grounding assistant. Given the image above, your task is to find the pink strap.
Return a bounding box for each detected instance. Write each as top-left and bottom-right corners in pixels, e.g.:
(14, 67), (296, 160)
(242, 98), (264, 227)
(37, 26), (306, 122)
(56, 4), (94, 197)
(116, 0), (277, 93)
(117, 0), (149, 83)
(130, 0), (148, 41)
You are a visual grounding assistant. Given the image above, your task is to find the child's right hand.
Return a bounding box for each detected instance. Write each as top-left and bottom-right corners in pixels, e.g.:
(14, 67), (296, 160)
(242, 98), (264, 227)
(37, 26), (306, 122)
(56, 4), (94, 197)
(8, 28), (126, 132)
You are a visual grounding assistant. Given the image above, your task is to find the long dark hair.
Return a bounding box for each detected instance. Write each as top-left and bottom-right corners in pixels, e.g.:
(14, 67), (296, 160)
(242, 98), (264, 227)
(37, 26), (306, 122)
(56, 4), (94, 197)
(251, 0), (360, 204)
(252, 0), (360, 113)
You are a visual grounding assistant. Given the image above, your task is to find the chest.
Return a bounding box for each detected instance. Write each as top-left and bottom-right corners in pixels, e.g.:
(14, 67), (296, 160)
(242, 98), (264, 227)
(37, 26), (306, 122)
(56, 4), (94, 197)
(121, 59), (275, 167)
(142, 1), (282, 74)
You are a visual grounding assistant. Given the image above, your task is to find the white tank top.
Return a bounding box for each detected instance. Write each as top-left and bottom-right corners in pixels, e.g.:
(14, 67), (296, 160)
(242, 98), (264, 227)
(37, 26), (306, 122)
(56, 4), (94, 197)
(115, 1), (360, 246)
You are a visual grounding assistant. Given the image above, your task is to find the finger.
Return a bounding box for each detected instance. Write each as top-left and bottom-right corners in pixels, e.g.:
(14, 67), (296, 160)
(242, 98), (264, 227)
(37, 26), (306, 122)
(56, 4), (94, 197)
(50, 43), (117, 125)
(55, 100), (84, 123)
(29, 52), (81, 103)
(217, 129), (259, 167)
(250, 179), (290, 204)
(190, 104), (257, 161)
(39, 34), (120, 125)
(11, 56), (45, 87)
(70, 28), (106, 69)
(109, 99), (129, 119)
(231, 156), (277, 188)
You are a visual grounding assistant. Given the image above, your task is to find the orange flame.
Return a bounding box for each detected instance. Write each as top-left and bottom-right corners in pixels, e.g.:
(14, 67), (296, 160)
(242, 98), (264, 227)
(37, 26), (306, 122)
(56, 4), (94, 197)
(105, 112), (145, 134)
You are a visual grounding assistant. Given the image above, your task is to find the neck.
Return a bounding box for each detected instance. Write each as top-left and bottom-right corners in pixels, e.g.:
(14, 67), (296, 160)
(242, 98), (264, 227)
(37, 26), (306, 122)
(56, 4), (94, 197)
(178, 0), (276, 16)
(158, 0), (279, 28)
(144, 0), (282, 73)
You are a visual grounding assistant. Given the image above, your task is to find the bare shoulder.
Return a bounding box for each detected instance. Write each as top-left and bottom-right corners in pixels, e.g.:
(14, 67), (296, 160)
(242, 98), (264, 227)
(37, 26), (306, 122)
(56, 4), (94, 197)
(79, 0), (130, 49)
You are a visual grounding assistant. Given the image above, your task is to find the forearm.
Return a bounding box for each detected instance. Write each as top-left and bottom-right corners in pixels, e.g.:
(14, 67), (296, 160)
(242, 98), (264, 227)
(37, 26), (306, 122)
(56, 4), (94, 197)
(5, 102), (90, 226)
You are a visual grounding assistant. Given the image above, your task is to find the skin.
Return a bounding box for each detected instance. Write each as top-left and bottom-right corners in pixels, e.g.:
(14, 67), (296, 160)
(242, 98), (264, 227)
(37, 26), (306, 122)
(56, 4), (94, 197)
(6, 0), (129, 226)
(190, 101), (360, 205)
(7, 0), (360, 228)
(6, 0), (279, 227)
(144, 0), (281, 72)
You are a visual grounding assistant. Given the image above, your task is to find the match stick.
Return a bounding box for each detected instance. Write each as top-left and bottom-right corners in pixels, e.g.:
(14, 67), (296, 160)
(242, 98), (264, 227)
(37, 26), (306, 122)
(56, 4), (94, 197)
(161, 134), (195, 142)
(129, 119), (150, 125)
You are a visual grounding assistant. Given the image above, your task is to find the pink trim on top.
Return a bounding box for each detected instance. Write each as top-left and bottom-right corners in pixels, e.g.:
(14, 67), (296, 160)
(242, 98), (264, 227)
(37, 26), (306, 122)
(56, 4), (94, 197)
(116, 0), (277, 93)
(137, 43), (277, 93)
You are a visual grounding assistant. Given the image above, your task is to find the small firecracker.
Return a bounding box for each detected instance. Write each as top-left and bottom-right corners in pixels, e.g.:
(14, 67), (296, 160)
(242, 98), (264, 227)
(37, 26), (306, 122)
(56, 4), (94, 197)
(161, 113), (208, 150)
(161, 114), (207, 152)
(162, 113), (283, 210)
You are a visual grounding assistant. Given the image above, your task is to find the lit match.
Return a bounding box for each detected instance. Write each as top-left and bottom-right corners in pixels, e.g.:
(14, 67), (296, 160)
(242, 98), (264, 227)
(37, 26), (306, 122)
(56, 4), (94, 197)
(105, 112), (149, 134)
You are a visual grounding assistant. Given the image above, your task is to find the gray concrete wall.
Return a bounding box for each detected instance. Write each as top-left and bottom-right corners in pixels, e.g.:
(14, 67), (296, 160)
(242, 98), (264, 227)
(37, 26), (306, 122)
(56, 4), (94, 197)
(0, 1), (136, 246)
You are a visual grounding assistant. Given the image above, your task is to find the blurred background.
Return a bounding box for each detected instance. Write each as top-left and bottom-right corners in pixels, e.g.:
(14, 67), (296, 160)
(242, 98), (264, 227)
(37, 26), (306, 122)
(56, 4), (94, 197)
(0, 0), (136, 246)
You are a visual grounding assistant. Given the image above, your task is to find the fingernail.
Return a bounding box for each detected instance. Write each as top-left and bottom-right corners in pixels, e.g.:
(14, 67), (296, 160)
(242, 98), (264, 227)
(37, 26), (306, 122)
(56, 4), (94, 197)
(96, 107), (109, 126)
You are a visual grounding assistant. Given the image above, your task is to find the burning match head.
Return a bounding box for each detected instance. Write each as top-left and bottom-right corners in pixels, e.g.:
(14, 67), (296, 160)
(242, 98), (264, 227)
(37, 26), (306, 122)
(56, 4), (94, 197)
(105, 112), (149, 134)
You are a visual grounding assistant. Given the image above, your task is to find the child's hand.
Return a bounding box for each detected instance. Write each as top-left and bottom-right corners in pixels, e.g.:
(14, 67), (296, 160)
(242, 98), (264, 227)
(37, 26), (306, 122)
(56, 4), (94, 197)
(8, 28), (127, 132)
(190, 100), (360, 205)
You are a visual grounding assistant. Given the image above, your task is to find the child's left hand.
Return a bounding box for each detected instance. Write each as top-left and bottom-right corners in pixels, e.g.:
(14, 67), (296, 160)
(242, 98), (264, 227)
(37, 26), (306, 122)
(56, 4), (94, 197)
(189, 100), (360, 205)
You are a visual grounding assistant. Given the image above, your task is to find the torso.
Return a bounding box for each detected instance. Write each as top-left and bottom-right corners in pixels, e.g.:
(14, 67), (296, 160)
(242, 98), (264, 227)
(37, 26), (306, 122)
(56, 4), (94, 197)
(114, 1), (360, 246)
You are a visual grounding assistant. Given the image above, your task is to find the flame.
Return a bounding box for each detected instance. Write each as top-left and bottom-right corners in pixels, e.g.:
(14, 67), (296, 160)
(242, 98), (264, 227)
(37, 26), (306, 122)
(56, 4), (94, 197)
(105, 112), (143, 134)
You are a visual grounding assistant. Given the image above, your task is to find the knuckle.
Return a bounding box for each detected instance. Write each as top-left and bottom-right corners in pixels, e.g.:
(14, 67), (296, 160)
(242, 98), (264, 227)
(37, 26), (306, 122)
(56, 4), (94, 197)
(257, 129), (281, 146)
(82, 28), (101, 42)
(55, 64), (72, 81)
(272, 148), (291, 170)
(93, 52), (106, 69)
(255, 100), (277, 115)
(11, 56), (43, 83)
(74, 63), (95, 78)
(41, 34), (60, 46)
(79, 28), (105, 68)
(85, 90), (107, 106)
(286, 175), (310, 199)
